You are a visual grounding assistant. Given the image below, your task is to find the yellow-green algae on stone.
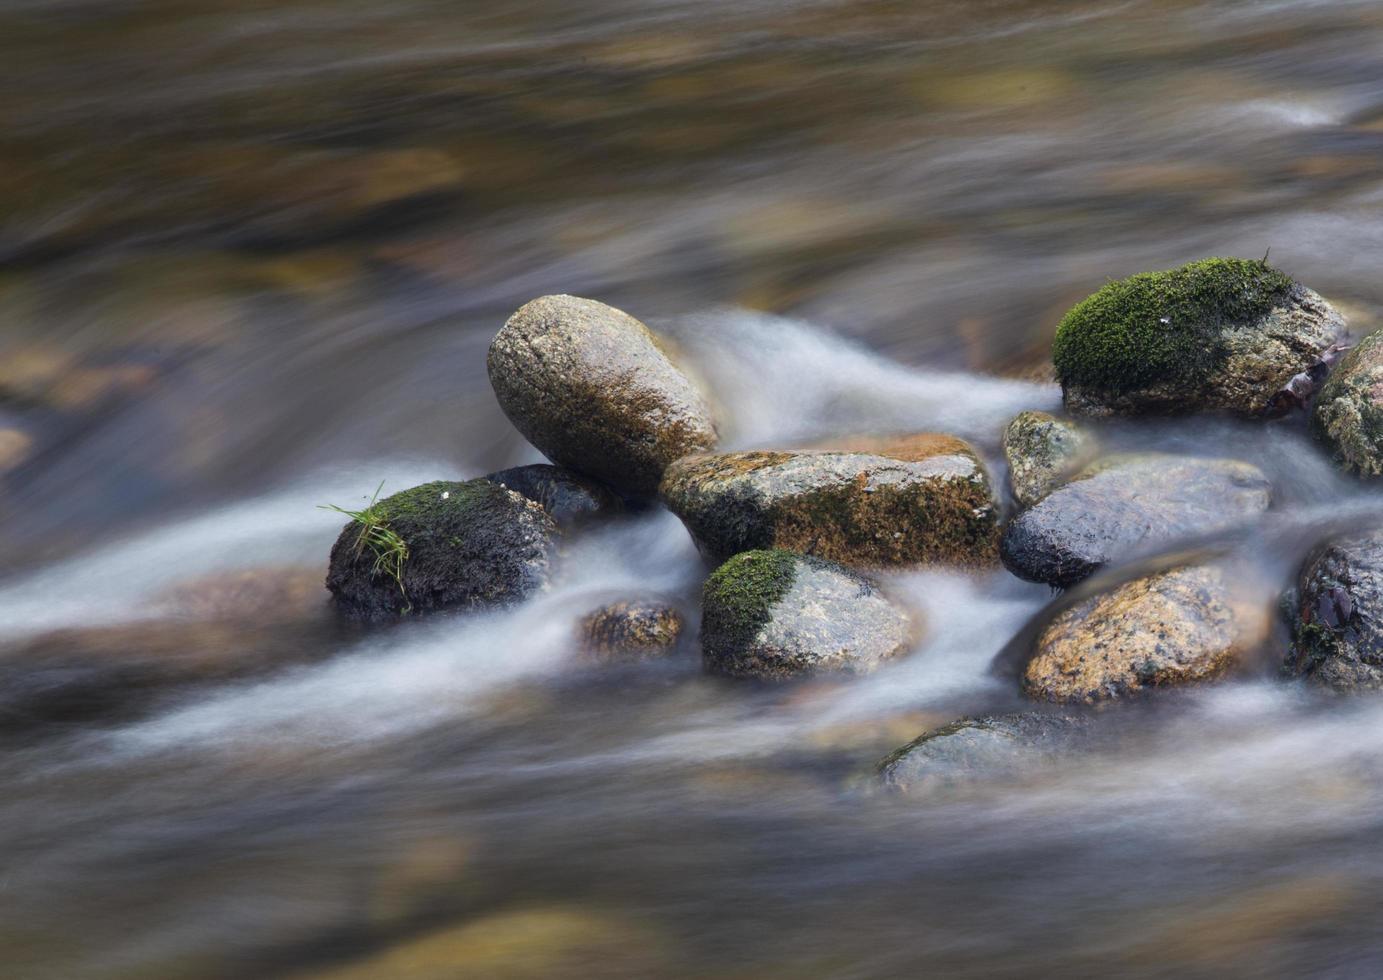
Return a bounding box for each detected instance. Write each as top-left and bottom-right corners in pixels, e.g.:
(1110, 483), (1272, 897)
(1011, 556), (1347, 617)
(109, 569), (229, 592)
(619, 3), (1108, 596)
(1312, 329), (1383, 478)
(1052, 258), (1344, 417)
(1001, 410), (1094, 506)
(660, 434), (998, 568)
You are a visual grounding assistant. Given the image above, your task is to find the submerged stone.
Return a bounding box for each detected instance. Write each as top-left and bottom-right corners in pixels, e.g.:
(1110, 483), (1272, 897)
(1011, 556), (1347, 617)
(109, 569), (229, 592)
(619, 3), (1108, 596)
(485, 463), (624, 527)
(877, 711), (1092, 794)
(1000, 453), (1271, 587)
(1285, 530), (1383, 691)
(1022, 564), (1271, 703)
(1312, 329), (1383, 477)
(660, 434), (998, 568)
(700, 549), (917, 680)
(1053, 258), (1345, 417)
(325, 479), (557, 621)
(1001, 410), (1093, 506)
(487, 295), (718, 499)
(580, 597), (685, 662)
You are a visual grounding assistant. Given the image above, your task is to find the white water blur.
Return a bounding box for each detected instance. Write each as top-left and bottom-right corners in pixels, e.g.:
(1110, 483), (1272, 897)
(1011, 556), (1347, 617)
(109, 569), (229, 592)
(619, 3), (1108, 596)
(664, 307), (1059, 448)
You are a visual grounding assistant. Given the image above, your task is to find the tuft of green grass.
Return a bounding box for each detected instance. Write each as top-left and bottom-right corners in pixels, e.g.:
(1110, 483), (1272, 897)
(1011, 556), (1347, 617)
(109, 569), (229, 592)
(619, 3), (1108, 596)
(320, 481), (411, 611)
(1052, 257), (1294, 395)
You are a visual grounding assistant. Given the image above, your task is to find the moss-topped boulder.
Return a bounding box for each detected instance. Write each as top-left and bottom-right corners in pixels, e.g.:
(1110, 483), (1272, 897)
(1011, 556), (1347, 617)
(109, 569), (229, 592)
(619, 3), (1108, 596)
(700, 550), (917, 679)
(1285, 530), (1383, 691)
(877, 711), (1093, 795)
(1001, 410), (1094, 506)
(1022, 564), (1271, 703)
(1000, 453), (1271, 587)
(1053, 258), (1345, 417)
(660, 434), (998, 568)
(325, 479), (557, 621)
(485, 463), (623, 527)
(487, 295), (718, 499)
(1312, 329), (1383, 477)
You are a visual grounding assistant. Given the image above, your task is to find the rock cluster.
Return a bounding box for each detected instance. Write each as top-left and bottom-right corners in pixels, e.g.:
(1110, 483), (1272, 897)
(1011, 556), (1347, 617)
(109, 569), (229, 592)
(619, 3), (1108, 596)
(305, 266), (1383, 788)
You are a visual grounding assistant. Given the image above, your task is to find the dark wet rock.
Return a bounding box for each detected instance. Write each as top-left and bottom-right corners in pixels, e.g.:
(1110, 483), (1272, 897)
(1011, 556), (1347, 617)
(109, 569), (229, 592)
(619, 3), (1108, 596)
(700, 549), (917, 680)
(486, 463), (624, 527)
(661, 434), (998, 568)
(1312, 329), (1383, 477)
(1286, 530), (1383, 690)
(580, 598), (685, 662)
(325, 479), (557, 622)
(487, 295), (718, 499)
(1022, 564), (1271, 703)
(1001, 410), (1093, 506)
(877, 711), (1092, 794)
(1000, 454), (1271, 587)
(1053, 258), (1346, 418)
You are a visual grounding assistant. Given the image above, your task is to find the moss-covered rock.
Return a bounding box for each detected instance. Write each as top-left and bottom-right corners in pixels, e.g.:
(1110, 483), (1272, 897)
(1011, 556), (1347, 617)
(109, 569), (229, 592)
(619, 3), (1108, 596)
(1022, 564), (1271, 703)
(487, 295), (718, 499)
(325, 479), (557, 621)
(1000, 453), (1271, 587)
(877, 711), (1093, 795)
(580, 597), (685, 662)
(660, 434), (998, 568)
(1001, 410), (1094, 506)
(1053, 258), (1345, 417)
(1285, 530), (1383, 690)
(485, 463), (624, 527)
(1312, 329), (1383, 477)
(700, 549), (917, 679)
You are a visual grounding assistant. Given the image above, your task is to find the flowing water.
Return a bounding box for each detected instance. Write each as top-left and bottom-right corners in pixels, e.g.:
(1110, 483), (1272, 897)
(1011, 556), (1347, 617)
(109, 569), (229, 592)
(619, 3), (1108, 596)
(6, 1), (1383, 976)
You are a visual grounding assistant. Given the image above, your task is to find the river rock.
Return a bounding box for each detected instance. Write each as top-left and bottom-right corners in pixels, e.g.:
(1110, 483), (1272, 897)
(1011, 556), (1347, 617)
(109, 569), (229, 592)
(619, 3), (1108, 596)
(1000, 453), (1271, 587)
(487, 295), (718, 499)
(485, 463), (623, 527)
(877, 711), (1092, 794)
(1022, 564), (1271, 703)
(1285, 530), (1383, 690)
(661, 434), (998, 568)
(1312, 329), (1383, 477)
(1001, 410), (1093, 506)
(700, 549), (916, 679)
(580, 597), (685, 662)
(1053, 258), (1346, 417)
(325, 479), (557, 621)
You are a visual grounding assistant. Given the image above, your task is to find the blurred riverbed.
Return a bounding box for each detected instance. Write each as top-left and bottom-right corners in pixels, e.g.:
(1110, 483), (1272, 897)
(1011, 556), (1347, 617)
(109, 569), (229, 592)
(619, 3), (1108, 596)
(6, 1), (1383, 977)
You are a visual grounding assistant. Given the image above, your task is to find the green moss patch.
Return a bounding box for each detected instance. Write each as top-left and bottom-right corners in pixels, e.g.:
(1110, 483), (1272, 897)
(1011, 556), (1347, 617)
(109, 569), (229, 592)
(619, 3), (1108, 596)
(701, 549), (799, 653)
(1053, 257), (1294, 394)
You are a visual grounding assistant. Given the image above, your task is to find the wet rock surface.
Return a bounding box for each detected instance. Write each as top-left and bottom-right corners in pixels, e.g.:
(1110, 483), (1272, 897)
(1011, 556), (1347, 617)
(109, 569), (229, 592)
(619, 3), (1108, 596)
(700, 549), (916, 680)
(1001, 410), (1093, 506)
(877, 711), (1093, 794)
(661, 434), (998, 568)
(1312, 329), (1383, 477)
(1286, 530), (1383, 691)
(580, 597), (685, 662)
(1023, 564), (1271, 703)
(486, 463), (624, 527)
(1053, 258), (1346, 418)
(326, 479), (557, 621)
(1000, 454), (1272, 587)
(487, 295), (718, 499)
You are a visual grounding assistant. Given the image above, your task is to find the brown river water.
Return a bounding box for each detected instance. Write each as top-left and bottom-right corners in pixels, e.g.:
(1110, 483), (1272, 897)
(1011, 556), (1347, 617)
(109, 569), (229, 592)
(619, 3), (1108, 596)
(5, 1), (1383, 977)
